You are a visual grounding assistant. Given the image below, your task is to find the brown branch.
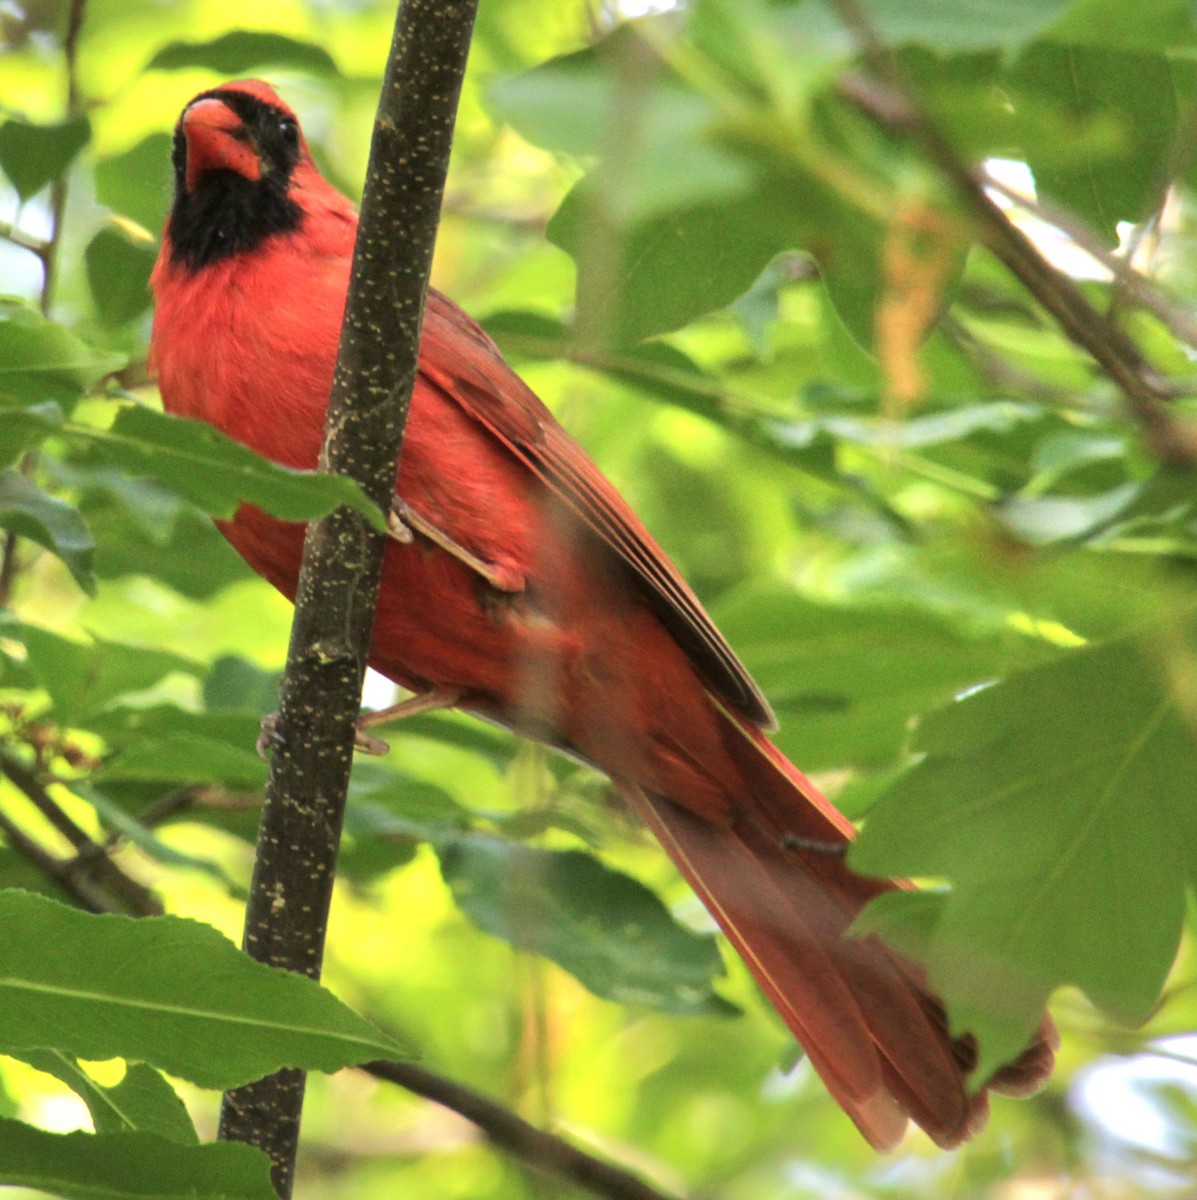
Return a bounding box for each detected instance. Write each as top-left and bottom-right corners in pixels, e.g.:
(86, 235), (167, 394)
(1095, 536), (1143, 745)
(364, 1061), (688, 1200)
(216, 2), (480, 1195)
(0, 754), (162, 917)
(981, 172), (1197, 351)
(0, 220), (51, 263)
(829, 0), (1197, 467)
(0, 804), (111, 913)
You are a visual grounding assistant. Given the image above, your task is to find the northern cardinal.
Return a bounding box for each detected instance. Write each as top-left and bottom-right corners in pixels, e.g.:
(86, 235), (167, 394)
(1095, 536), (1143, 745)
(150, 80), (1055, 1149)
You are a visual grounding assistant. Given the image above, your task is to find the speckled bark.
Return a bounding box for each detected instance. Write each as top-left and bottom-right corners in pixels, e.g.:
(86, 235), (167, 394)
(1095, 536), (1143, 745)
(216, 2), (479, 1194)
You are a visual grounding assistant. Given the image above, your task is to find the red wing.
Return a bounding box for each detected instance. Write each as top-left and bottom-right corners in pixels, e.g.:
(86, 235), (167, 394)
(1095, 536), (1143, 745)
(419, 289), (775, 730)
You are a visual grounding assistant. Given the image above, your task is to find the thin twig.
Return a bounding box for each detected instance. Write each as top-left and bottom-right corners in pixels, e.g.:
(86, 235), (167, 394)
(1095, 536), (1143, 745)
(982, 172), (1197, 349)
(364, 1061), (688, 1200)
(0, 804), (110, 913)
(0, 220), (52, 262)
(0, 754), (162, 916)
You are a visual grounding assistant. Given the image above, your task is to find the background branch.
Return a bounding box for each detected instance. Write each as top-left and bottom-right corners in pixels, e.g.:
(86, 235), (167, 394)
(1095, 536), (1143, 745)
(215, 1), (480, 1195)
(364, 1061), (689, 1200)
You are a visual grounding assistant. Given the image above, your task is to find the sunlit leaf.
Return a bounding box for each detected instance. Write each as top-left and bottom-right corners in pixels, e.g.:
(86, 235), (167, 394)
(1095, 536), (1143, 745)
(147, 31), (340, 75)
(0, 1117), (275, 1199)
(13, 1050), (197, 1143)
(0, 890), (406, 1087)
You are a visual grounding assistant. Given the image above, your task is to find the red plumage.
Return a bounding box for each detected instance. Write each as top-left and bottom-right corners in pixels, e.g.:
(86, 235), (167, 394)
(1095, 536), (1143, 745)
(150, 79), (1055, 1149)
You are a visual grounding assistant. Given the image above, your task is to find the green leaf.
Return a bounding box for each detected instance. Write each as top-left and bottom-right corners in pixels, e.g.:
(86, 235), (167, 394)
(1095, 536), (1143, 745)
(146, 31), (341, 75)
(713, 584), (1043, 769)
(202, 655), (281, 713)
(0, 890), (406, 1088)
(94, 133), (173, 232)
(0, 469), (95, 593)
(19, 624), (202, 725)
(491, 39), (750, 222)
(0, 402), (65, 468)
(0, 1117), (275, 1199)
(49, 461), (251, 598)
(1042, 0), (1195, 52)
(0, 115), (90, 202)
(13, 1050), (197, 1143)
(437, 835), (735, 1015)
(854, 0), (1077, 50)
(1013, 45), (1178, 244)
(74, 406), (384, 528)
(85, 223), (158, 326)
(89, 705), (268, 788)
(549, 181), (796, 347)
(0, 299), (123, 411)
(851, 628), (1197, 1077)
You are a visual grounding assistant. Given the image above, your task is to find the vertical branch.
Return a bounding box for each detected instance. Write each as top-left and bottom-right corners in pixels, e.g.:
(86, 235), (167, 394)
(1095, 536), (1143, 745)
(216, 1), (480, 1195)
(1, 0), (88, 610)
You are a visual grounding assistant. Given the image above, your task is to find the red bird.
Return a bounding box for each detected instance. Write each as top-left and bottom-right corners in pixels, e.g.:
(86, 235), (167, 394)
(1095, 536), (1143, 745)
(150, 80), (1054, 1149)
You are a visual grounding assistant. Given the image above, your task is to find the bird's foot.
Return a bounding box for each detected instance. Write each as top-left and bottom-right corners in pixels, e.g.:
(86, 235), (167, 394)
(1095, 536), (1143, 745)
(256, 688), (462, 760)
(353, 687), (464, 756)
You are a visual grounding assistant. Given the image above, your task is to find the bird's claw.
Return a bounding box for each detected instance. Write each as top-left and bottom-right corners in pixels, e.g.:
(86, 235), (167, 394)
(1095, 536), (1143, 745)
(354, 728), (391, 756)
(257, 712), (283, 760)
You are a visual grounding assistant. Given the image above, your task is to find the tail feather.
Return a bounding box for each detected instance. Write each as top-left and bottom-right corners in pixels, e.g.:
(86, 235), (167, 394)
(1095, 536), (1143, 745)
(616, 711), (1057, 1150)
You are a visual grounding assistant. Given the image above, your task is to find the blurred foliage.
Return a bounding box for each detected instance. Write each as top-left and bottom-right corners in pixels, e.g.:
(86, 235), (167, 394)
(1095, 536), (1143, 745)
(3, 0), (1197, 1197)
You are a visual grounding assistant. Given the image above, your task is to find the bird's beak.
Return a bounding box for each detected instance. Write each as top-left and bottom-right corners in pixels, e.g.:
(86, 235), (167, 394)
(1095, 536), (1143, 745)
(181, 98), (261, 192)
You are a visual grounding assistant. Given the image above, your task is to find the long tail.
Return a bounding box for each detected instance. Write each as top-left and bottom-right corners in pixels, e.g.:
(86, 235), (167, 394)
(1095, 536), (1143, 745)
(617, 712), (1057, 1150)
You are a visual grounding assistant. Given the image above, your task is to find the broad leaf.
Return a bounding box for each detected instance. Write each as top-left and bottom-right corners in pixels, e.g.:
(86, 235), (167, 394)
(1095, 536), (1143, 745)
(0, 890), (406, 1087)
(0, 1117), (275, 1200)
(13, 1050), (197, 1143)
(89, 705), (267, 788)
(1013, 45), (1178, 245)
(714, 584), (1044, 769)
(76, 406), (384, 528)
(851, 628), (1197, 1077)
(85, 224), (158, 326)
(0, 300), (123, 411)
(20, 625), (201, 725)
(437, 835), (735, 1015)
(95, 133), (173, 233)
(0, 469), (95, 593)
(0, 115), (90, 202)
(146, 31), (340, 75)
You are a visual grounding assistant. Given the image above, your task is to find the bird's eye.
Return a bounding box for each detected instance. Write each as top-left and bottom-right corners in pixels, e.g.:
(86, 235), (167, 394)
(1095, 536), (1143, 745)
(279, 118), (299, 148)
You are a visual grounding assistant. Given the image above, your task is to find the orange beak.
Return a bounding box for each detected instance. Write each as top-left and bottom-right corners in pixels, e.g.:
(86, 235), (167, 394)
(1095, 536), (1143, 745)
(182, 98), (261, 192)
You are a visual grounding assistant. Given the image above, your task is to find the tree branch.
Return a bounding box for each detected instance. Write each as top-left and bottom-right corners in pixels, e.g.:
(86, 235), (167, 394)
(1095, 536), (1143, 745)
(0, 754), (162, 917)
(829, 0), (1197, 467)
(363, 1061), (688, 1200)
(215, 2), (479, 1195)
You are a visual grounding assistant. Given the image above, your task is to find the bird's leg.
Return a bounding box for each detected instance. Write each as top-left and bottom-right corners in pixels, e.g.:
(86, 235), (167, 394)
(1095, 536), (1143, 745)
(353, 686), (463, 755)
(256, 687), (463, 760)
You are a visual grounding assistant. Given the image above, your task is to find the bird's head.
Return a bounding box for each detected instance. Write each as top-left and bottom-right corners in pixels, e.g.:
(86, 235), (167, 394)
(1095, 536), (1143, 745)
(165, 80), (316, 271)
